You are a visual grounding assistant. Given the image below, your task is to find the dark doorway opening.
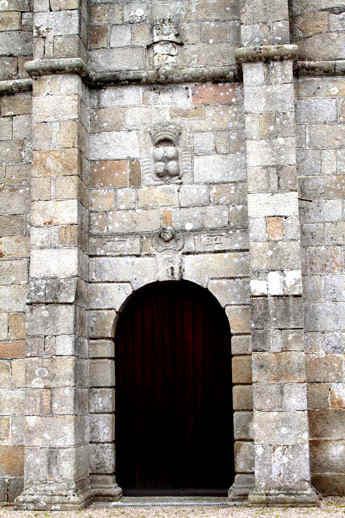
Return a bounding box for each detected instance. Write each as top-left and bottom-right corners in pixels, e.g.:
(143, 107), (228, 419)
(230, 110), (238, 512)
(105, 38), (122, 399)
(115, 280), (234, 496)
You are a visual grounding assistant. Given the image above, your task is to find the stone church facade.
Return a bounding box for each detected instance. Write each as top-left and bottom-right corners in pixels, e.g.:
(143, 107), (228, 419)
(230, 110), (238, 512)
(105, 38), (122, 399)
(0, 0), (344, 509)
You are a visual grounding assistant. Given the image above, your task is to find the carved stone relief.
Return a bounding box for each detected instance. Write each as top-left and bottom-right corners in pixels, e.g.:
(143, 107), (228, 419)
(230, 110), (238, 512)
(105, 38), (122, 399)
(150, 122), (181, 179)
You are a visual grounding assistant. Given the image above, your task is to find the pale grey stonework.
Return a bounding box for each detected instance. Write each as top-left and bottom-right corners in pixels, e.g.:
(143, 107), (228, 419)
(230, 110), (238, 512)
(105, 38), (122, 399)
(0, 0), (344, 510)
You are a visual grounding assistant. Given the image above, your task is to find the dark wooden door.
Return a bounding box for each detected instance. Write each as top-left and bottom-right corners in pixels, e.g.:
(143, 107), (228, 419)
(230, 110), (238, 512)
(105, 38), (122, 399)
(115, 281), (234, 496)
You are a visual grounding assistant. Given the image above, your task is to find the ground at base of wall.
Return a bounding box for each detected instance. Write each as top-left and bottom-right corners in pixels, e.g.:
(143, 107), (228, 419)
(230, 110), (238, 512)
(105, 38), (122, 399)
(1, 497), (345, 518)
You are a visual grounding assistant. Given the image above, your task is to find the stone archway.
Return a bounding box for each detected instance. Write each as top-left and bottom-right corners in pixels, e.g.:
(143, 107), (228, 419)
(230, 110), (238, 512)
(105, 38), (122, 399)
(114, 280), (234, 496)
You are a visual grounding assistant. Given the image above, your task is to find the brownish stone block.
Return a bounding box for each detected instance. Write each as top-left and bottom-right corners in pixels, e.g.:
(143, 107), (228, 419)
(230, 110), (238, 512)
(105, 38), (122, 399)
(0, 418), (9, 441)
(233, 385), (253, 410)
(1, 94), (31, 116)
(161, 210), (172, 226)
(192, 83), (239, 105)
(312, 473), (345, 496)
(306, 354), (344, 383)
(58, 225), (78, 246)
(310, 439), (345, 473)
(89, 25), (109, 49)
(129, 159), (141, 187)
(9, 313), (25, 340)
(266, 216), (284, 240)
(91, 160), (128, 188)
(293, 12), (328, 39)
(0, 341), (25, 359)
(232, 356), (252, 384)
(33, 149), (80, 177)
(0, 446), (24, 477)
(309, 409), (345, 440)
(170, 106), (205, 119)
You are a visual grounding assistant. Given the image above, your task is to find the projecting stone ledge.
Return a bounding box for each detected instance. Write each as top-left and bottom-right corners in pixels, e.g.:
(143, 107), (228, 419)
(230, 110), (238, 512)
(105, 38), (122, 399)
(236, 45), (299, 63)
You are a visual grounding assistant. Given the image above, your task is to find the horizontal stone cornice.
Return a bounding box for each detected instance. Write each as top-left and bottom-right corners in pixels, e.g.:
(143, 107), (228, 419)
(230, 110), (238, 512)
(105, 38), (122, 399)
(296, 60), (345, 76)
(23, 57), (241, 85)
(0, 78), (32, 95)
(236, 44), (299, 63)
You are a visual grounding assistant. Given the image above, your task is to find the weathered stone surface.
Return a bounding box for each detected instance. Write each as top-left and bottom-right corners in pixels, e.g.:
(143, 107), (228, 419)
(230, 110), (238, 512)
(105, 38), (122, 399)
(184, 253), (249, 287)
(235, 442), (254, 473)
(88, 284), (132, 310)
(233, 385), (253, 410)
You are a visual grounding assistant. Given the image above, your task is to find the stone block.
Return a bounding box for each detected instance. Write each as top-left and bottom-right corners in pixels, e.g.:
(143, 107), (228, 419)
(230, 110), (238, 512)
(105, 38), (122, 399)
(90, 47), (145, 72)
(33, 95), (79, 123)
(255, 411), (309, 445)
(0, 341), (25, 360)
(88, 310), (116, 338)
(296, 99), (337, 124)
(234, 441), (254, 473)
(0, 260), (27, 286)
(31, 200), (78, 226)
(0, 417), (9, 441)
(89, 236), (140, 256)
(249, 193), (298, 218)
(234, 412), (253, 440)
(89, 340), (114, 359)
(306, 354), (344, 383)
(90, 107), (125, 133)
(88, 283), (131, 311)
(25, 415), (86, 447)
(194, 155), (246, 183)
(254, 443), (310, 491)
(247, 138), (296, 168)
(32, 149), (79, 177)
(8, 478), (23, 502)
(0, 236), (29, 258)
(226, 306), (251, 334)
(0, 286), (27, 312)
(307, 383), (330, 410)
(89, 131), (139, 160)
(233, 385), (253, 410)
(0, 141), (23, 163)
(309, 124), (345, 150)
(311, 439), (345, 473)
(232, 356), (252, 384)
(0, 446), (23, 476)
(90, 257), (156, 289)
(89, 443), (115, 474)
(251, 242), (301, 271)
(253, 352), (306, 383)
(184, 253), (249, 287)
(192, 83), (239, 105)
(89, 414), (114, 442)
(209, 279), (250, 306)
(90, 360), (114, 387)
(0, 389), (24, 415)
(254, 383), (307, 411)
(30, 248), (78, 278)
(310, 409), (345, 440)
(172, 206), (228, 231)
(90, 160), (129, 189)
(244, 84), (294, 114)
(312, 474), (345, 496)
(89, 388), (115, 413)
(27, 305), (74, 336)
(231, 335), (252, 355)
(138, 186), (178, 209)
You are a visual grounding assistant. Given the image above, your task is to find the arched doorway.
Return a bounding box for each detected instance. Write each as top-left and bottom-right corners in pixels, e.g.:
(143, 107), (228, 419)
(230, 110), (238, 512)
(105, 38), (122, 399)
(115, 280), (234, 496)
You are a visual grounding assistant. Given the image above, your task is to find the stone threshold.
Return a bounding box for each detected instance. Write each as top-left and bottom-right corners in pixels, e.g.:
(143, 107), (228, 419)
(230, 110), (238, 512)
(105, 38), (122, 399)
(91, 496), (236, 508)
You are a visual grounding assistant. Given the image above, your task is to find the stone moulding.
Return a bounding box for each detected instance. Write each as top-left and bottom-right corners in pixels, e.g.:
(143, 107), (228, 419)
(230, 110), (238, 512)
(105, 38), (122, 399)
(0, 78), (32, 94)
(2, 56), (345, 96)
(296, 60), (345, 76)
(235, 44), (299, 63)
(22, 57), (241, 85)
